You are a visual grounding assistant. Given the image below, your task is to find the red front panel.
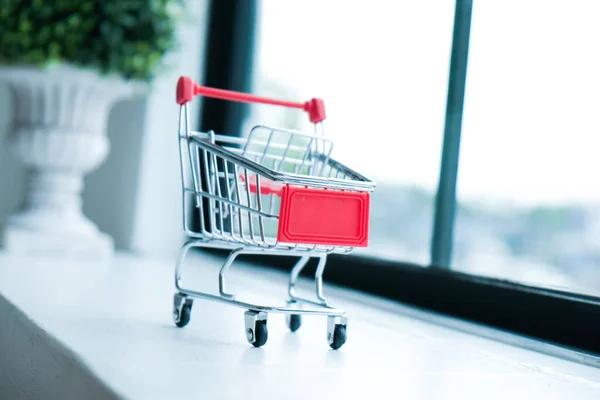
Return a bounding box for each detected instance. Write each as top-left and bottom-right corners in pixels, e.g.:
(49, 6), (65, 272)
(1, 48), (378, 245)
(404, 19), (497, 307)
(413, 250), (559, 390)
(277, 186), (370, 247)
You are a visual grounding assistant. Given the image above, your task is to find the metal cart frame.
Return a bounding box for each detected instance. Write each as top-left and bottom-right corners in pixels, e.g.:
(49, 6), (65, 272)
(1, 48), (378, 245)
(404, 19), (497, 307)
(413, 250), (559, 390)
(172, 77), (375, 349)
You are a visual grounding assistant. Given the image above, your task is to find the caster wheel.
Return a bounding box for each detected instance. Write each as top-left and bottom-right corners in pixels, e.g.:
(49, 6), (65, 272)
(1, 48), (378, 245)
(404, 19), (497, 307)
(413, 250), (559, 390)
(175, 304), (192, 327)
(329, 324), (347, 350)
(287, 314), (302, 332)
(173, 294), (193, 328)
(248, 320), (268, 347)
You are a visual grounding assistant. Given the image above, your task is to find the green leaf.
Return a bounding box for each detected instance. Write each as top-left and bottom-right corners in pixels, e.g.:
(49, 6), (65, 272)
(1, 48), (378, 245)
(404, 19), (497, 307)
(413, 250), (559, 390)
(0, 0), (183, 82)
(67, 14), (82, 27)
(54, 22), (67, 36)
(19, 18), (32, 33)
(49, 42), (61, 57)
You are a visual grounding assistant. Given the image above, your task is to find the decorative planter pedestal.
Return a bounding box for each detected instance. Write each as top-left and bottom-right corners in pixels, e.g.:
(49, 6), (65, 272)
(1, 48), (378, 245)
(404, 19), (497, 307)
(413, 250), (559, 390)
(0, 65), (132, 259)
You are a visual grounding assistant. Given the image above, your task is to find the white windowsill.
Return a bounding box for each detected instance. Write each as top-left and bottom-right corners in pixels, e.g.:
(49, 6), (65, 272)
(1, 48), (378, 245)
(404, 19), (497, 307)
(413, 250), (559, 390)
(1, 250), (599, 399)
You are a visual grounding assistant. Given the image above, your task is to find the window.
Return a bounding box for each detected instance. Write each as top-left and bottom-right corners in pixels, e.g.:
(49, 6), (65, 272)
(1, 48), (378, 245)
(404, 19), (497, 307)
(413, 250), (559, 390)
(455, 0), (600, 296)
(242, 0), (456, 264)
(199, 0), (600, 357)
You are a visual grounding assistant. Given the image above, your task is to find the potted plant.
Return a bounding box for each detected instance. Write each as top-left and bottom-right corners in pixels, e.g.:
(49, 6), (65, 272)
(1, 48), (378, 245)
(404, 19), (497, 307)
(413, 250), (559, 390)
(0, 1), (183, 258)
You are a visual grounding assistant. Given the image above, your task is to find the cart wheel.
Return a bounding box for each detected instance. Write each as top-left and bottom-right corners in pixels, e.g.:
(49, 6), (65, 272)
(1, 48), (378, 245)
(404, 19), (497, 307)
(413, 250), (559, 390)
(248, 320), (268, 347)
(329, 324), (347, 350)
(175, 304), (192, 327)
(287, 314), (302, 332)
(173, 295), (193, 328)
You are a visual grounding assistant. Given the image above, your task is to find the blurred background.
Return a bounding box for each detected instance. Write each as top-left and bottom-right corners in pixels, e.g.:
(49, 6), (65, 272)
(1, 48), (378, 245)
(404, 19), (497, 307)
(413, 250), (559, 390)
(247, 0), (600, 296)
(1, 0), (600, 297)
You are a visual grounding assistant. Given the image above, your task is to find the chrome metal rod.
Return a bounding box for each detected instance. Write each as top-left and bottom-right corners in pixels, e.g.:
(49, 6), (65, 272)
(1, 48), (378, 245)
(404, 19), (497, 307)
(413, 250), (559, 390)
(314, 255), (329, 305)
(218, 247), (245, 299)
(288, 256), (311, 300)
(174, 240), (346, 317)
(177, 287), (345, 316)
(190, 136), (375, 191)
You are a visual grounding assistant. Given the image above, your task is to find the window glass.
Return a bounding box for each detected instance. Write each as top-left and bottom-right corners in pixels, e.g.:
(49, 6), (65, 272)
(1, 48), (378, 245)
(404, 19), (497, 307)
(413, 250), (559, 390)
(455, 0), (600, 295)
(246, 0), (455, 264)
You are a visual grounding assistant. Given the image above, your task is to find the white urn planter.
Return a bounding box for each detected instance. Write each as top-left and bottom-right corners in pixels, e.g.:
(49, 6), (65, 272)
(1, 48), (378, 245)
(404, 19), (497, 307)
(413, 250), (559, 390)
(0, 64), (133, 259)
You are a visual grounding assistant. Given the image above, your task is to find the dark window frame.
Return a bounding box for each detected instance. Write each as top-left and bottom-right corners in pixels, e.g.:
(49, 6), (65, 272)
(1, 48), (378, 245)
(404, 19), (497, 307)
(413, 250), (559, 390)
(196, 0), (600, 361)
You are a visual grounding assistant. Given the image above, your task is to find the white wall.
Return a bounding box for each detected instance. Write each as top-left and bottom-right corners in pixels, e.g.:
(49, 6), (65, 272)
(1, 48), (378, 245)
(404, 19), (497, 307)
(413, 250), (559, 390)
(83, 97), (147, 250)
(130, 0), (209, 259)
(0, 87), (26, 244)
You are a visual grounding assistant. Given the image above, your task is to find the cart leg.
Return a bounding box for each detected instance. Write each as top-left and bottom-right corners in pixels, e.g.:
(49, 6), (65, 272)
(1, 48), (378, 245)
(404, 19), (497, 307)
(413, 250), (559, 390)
(173, 239), (206, 328)
(286, 255), (331, 333)
(244, 310), (268, 347)
(286, 256), (309, 332)
(288, 256), (311, 300)
(314, 254), (329, 306)
(174, 239), (204, 292)
(288, 255), (330, 307)
(219, 247), (245, 300)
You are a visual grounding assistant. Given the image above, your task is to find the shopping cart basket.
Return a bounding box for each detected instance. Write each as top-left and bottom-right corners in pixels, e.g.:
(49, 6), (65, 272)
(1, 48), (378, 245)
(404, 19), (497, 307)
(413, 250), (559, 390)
(172, 76), (376, 350)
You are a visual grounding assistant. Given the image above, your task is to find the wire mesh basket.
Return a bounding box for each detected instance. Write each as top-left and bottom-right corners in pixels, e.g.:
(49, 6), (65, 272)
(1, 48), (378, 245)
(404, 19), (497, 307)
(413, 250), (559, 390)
(172, 76), (376, 350)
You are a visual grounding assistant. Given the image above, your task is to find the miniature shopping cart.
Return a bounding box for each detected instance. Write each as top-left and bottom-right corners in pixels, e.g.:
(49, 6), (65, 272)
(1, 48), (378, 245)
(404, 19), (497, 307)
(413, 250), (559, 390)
(172, 76), (375, 350)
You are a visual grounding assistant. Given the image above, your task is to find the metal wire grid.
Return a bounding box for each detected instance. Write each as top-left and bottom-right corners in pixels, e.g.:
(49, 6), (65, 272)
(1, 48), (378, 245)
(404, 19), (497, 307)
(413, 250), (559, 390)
(178, 105), (371, 251)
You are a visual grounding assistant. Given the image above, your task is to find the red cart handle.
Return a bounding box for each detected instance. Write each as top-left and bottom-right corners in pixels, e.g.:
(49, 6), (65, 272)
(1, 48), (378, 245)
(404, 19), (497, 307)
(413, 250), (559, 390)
(176, 76), (326, 123)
